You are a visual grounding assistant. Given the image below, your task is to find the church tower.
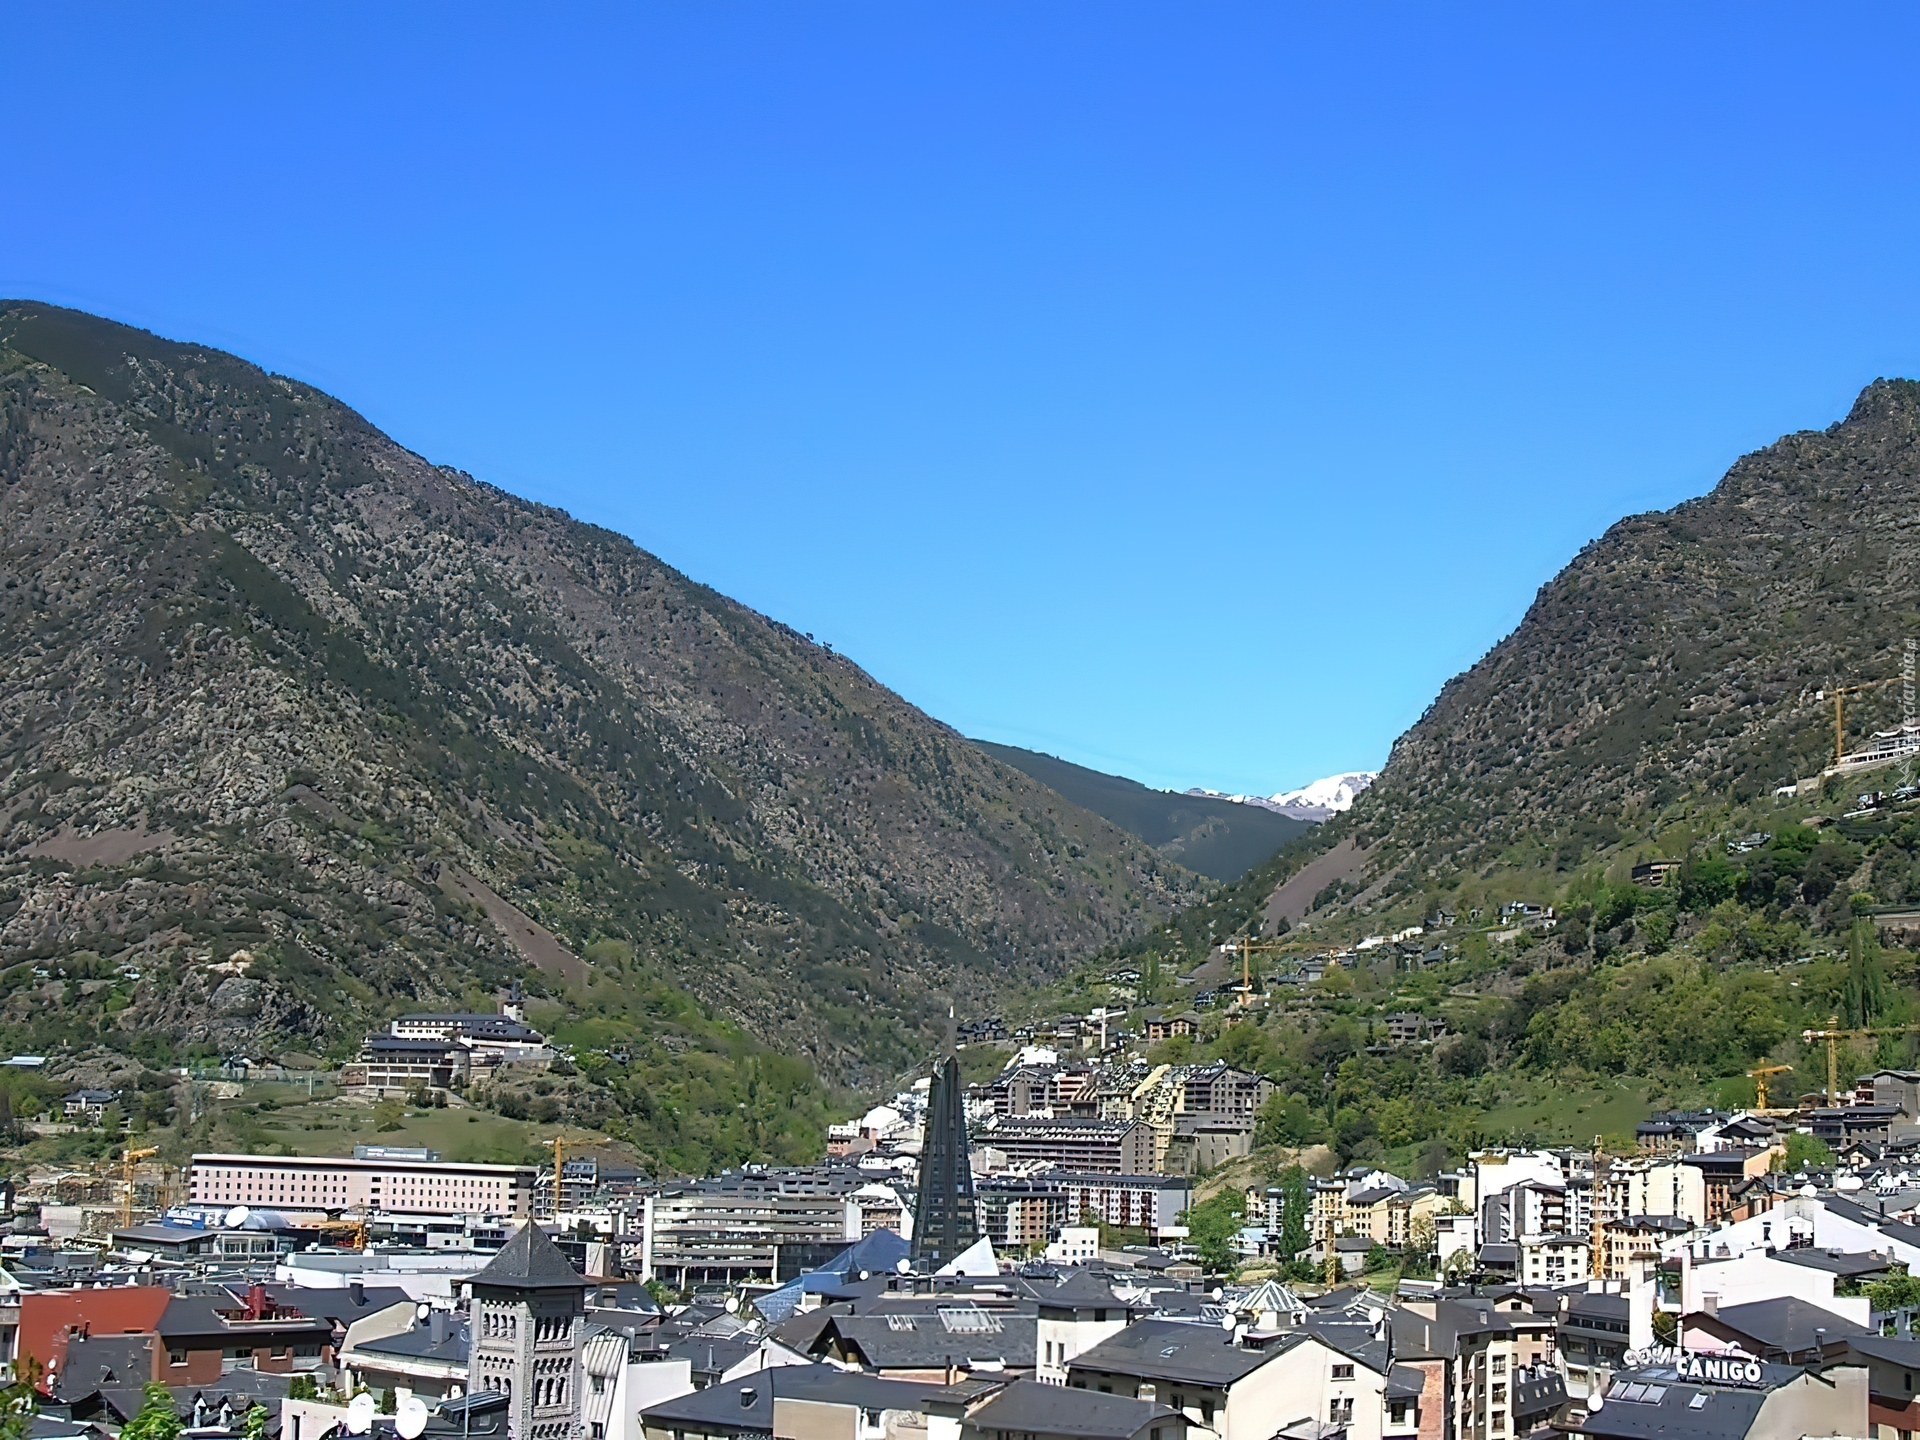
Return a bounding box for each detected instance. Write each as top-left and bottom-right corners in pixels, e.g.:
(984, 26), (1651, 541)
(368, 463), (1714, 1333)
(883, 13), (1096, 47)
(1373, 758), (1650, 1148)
(911, 1055), (979, 1269)
(467, 1222), (588, 1440)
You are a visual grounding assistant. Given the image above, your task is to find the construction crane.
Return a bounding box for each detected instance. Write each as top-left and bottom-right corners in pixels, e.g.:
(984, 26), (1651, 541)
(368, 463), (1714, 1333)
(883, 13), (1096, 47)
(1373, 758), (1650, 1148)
(119, 1146), (159, 1227)
(1816, 678), (1903, 769)
(1748, 1063), (1793, 1112)
(1800, 1016), (1920, 1105)
(1223, 936), (1291, 1006)
(546, 1136), (566, 1221)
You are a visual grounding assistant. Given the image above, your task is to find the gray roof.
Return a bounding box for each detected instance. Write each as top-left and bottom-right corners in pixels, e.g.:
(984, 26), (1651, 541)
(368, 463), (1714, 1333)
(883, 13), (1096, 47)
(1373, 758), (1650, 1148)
(354, 1315), (470, 1364)
(1775, 1248), (1897, 1278)
(1693, 1297), (1867, 1357)
(1069, 1319), (1290, 1387)
(641, 1364), (931, 1433)
(963, 1380), (1176, 1440)
(1571, 1363), (1802, 1440)
(1034, 1270), (1129, 1312)
(824, 1313), (1036, 1370)
(470, 1222), (587, 1291)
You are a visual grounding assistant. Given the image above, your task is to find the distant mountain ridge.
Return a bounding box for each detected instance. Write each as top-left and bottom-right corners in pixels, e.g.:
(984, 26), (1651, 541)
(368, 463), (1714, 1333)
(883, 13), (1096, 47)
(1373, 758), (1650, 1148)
(0, 302), (1202, 1136)
(1184, 771), (1376, 822)
(972, 742), (1309, 881)
(1172, 377), (1920, 942)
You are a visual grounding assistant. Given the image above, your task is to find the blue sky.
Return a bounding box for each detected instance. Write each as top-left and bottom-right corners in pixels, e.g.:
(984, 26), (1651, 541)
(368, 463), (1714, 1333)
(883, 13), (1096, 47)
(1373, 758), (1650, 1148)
(6, 6), (1920, 795)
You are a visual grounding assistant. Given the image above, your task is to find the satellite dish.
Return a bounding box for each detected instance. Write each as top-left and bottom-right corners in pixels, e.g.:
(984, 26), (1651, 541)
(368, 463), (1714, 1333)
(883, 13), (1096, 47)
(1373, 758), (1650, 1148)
(895, 1258), (911, 1274)
(724, 1297), (738, 1313)
(225, 1206), (250, 1229)
(858, 1270), (870, 1281)
(1211, 1287), (1223, 1300)
(416, 1303), (432, 1321)
(1588, 1392), (1605, 1410)
(396, 1397), (429, 1440)
(1219, 1313), (1236, 1331)
(346, 1394), (377, 1435)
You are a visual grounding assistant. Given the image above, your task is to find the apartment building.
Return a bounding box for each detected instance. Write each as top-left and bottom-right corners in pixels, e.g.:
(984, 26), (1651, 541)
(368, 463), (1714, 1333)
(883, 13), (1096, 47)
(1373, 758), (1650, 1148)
(187, 1153), (536, 1218)
(983, 1118), (1155, 1174)
(641, 1170), (863, 1289)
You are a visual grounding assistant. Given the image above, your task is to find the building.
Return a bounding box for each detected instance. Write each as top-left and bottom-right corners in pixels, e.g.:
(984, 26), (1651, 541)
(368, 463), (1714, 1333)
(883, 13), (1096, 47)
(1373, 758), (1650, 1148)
(640, 1364), (931, 1440)
(62, 1089), (116, 1121)
(468, 1222), (589, 1440)
(963, 1380), (1185, 1440)
(1561, 1357), (1867, 1440)
(1630, 860), (1680, 888)
(985, 1119), (1155, 1175)
(188, 1152), (537, 1218)
(975, 1177), (1070, 1255)
(341, 1034), (468, 1096)
(642, 1170), (863, 1290)
(1518, 1234), (1589, 1286)
(915, 1057), (981, 1270)
(1050, 1174), (1190, 1240)
(390, 1011), (551, 1063)
(1034, 1270), (1140, 1386)
(1388, 1292), (1557, 1440)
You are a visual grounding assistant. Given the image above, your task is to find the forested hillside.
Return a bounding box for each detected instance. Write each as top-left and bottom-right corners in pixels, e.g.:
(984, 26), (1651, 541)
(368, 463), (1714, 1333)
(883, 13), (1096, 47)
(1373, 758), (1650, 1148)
(0, 302), (1200, 1171)
(1047, 379), (1920, 1178)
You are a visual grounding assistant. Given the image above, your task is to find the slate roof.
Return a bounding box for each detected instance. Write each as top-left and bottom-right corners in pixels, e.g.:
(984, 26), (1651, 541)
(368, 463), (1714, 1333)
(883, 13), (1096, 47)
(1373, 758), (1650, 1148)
(1571, 1363), (1803, 1440)
(1693, 1296), (1867, 1358)
(354, 1315), (470, 1364)
(640, 1364), (932, 1434)
(824, 1313), (1036, 1371)
(962, 1379), (1176, 1440)
(470, 1222), (588, 1291)
(1775, 1248), (1897, 1278)
(1069, 1319), (1290, 1387)
(53, 1335), (154, 1400)
(1034, 1270), (1127, 1311)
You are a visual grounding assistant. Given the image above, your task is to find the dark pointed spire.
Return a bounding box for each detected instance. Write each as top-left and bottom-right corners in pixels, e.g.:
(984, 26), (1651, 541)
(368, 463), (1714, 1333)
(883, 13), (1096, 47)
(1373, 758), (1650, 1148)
(912, 1056), (979, 1268)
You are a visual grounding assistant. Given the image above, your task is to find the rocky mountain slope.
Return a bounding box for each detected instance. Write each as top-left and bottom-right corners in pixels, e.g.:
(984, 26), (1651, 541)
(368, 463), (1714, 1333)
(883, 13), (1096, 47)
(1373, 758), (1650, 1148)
(972, 742), (1308, 881)
(1124, 378), (1920, 946)
(0, 303), (1199, 1105)
(1343, 378), (1920, 905)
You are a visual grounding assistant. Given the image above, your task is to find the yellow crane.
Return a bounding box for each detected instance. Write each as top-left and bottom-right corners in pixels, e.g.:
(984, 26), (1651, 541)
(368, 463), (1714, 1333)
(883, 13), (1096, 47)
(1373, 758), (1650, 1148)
(1748, 1063), (1793, 1112)
(119, 1146), (159, 1227)
(1816, 678), (1903, 769)
(1224, 936), (1292, 1007)
(546, 1136), (566, 1220)
(1801, 1016), (1920, 1104)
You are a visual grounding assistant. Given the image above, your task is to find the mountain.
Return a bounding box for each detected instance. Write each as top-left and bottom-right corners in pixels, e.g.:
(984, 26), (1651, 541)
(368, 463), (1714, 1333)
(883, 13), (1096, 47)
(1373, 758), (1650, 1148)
(1263, 772), (1376, 821)
(971, 742), (1309, 882)
(0, 302), (1202, 1159)
(1182, 378), (1920, 938)
(1185, 772), (1377, 823)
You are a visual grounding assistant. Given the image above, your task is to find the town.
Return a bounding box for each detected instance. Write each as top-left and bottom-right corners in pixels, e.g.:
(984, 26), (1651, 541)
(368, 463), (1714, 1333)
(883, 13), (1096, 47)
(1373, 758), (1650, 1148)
(3, 971), (1920, 1440)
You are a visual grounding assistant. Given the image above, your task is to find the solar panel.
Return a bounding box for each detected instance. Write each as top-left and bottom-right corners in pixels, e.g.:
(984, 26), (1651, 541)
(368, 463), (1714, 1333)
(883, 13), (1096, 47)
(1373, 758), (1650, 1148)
(1641, 1387), (1666, 1404)
(1689, 1394), (1707, 1409)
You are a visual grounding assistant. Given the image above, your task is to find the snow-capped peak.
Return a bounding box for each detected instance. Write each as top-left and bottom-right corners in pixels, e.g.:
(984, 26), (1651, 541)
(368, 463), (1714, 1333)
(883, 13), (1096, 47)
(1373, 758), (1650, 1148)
(1267, 772), (1376, 814)
(1181, 771), (1377, 822)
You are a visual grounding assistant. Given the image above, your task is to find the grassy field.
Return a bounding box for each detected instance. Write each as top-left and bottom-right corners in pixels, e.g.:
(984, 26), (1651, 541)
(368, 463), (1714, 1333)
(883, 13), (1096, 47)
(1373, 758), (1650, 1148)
(207, 1085), (621, 1166)
(1471, 1075), (1660, 1149)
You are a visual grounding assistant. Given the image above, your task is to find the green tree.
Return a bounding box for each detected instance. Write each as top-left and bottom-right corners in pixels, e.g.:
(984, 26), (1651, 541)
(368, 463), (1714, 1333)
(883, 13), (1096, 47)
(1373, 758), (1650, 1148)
(1773, 1132), (1835, 1172)
(1180, 1191), (1246, 1273)
(1844, 920), (1889, 1028)
(1276, 1165), (1310, 1259)
(121, 1384), (181, 1440)
(243, 1407), (269, 1440)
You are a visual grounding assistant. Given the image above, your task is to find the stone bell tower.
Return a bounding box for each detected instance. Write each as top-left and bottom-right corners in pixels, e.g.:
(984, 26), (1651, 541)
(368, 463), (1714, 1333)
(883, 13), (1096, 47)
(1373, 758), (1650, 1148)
(467, 1222), (589, 1440)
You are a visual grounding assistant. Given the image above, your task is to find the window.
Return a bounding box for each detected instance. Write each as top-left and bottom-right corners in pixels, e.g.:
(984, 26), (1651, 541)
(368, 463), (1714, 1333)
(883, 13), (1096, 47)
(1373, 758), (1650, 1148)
(1491, 1356), (1506, 1376)
(1332, 1364), (1354, 1380)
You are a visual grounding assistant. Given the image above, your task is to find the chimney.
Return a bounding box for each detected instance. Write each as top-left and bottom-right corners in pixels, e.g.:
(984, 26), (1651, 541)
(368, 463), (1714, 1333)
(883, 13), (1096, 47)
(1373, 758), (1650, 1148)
(349, 1281), (365, 1306)
(429, 1311), (447, 1346)
(1137, 1384), (1157, 1404)
(1702, 1293), (1718, 1317)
